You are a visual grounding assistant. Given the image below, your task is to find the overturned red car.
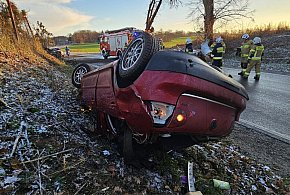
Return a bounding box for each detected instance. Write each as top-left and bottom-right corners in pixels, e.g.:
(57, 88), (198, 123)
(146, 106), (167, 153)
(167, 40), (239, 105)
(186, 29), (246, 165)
(72, 32), (248, 161)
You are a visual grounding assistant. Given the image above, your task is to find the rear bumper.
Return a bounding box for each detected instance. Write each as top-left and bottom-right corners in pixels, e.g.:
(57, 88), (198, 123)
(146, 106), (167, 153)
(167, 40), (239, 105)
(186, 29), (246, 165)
(158, 93), (237, 137)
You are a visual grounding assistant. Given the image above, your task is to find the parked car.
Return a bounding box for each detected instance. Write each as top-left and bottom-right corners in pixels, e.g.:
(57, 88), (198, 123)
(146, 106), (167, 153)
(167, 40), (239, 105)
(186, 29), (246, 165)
(46, 47), (64, 59)
(72, 32), (249, 161)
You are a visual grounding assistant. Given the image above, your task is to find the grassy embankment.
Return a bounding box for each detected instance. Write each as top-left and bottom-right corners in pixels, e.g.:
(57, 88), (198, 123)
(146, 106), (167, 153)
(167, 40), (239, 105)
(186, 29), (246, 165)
(0, 35), (65, 73)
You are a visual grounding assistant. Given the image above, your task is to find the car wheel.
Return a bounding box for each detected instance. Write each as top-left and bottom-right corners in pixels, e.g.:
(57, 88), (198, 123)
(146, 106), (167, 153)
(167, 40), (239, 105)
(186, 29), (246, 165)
(122, 124), (134, 162)
(118, 32), (155, 83)
(71, 63), (92, 88)
(117, 51), (122, 59)
(105, 114), (126, 139)
(153, 37), (162, 52)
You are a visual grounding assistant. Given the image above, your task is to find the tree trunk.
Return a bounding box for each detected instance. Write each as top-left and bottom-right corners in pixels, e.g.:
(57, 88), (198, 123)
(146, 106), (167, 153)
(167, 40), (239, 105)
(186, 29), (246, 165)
(203, 0), (214, 41)
(146, 0), (162, 32)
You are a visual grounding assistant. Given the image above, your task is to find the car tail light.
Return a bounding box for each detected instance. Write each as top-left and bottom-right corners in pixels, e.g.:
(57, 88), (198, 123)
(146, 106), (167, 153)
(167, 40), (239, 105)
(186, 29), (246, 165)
(168, 109), (187, 127)
(149, 101), (175, 125)
(176, 114), (186, 122)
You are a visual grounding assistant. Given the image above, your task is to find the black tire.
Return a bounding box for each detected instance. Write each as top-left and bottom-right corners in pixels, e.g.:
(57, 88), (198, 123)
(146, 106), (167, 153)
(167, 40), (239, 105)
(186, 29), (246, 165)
(117, 51), (122, 59)
(71, 63), (92, 88)
(118, 32), (155, 82)
(122, 124), (134, 162)
(153, 37), (161, 53)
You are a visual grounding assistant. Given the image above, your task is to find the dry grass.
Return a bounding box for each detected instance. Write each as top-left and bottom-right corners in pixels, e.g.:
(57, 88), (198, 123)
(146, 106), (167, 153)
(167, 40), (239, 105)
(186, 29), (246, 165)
(0, 32), (64, 72)
(219, 22), (290, 42)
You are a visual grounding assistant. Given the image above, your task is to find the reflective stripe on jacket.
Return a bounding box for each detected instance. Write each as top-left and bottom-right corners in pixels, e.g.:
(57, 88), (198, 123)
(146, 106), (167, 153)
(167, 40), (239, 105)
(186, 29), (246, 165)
(212, 42), (225, 60)
(241, 40), (253, 58)
(210, 42), (226, 51)
(249, 44), (264, 60)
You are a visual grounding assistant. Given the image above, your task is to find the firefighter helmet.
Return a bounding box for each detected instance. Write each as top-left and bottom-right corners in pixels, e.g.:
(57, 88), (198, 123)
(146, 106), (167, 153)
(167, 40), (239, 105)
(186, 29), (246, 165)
(215, 36), (223, 43)
(186, 38), (192, 44)
(253, 37), (261, 44)
(241, 33), (250, 39)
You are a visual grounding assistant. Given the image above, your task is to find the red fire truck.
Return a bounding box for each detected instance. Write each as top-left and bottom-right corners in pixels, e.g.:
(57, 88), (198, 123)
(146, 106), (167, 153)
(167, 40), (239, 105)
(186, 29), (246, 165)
(99, 27), (141, 59)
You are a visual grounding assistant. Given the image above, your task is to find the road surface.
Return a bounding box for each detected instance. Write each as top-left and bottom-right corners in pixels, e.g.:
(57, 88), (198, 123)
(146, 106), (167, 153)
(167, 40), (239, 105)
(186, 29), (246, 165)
(65, 52), (115, 67)
(224, 67), (290, 143)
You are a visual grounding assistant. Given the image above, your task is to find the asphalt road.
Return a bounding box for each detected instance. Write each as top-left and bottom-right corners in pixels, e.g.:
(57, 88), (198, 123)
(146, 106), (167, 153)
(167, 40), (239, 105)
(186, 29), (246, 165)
(66, 52), (115, 67)
(224, 67), (290, 143)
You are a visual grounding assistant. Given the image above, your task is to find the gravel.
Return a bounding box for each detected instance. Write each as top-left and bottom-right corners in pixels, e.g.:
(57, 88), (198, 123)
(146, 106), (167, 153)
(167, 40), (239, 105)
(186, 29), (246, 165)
(227, 123), (290, 178)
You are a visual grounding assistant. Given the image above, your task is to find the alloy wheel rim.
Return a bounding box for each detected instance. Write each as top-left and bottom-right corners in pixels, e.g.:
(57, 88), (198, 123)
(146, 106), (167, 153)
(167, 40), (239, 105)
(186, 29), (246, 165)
(74, 67), (87, 84)
(121, 38), (144, 70)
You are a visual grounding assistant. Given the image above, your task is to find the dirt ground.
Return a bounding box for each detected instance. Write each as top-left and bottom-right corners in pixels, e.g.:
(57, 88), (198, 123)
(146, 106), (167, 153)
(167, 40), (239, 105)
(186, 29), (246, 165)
(226, 123), (290, 178)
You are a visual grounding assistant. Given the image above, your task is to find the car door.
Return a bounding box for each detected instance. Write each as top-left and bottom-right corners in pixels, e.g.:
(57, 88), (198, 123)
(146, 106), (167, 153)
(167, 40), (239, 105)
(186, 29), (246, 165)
(96, 66), (119, 116)
(81, 70), (99, 107)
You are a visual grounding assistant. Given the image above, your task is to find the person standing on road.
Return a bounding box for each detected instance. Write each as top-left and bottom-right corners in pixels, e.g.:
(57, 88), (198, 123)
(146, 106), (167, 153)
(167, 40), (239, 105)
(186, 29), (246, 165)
(210, 36), (226, 52)
(211, 36), (226, 68)
(185, 37), (194, 53)
(238, 33), (253, 76)
(243, 37), (264, 80)
(65, 46), (70, 57)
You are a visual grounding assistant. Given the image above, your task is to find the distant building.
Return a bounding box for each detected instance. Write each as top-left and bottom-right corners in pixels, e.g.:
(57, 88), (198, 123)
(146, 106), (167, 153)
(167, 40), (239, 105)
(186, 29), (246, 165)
(53, 36), (69, 46)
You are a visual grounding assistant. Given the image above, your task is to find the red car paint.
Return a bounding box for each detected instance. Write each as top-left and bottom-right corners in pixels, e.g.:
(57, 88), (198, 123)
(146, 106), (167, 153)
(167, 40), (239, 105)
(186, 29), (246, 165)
(80, 57), (247, 140)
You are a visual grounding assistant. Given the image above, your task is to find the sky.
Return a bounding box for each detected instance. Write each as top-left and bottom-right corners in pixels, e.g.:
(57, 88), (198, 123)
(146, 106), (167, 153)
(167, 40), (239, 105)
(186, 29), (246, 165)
(14, 0), (290, 36)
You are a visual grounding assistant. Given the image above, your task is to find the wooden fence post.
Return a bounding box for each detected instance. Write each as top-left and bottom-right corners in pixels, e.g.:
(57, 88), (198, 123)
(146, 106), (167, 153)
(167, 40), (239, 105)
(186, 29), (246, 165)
(6, 0), (19, 41)
(24, 16), (34, 38)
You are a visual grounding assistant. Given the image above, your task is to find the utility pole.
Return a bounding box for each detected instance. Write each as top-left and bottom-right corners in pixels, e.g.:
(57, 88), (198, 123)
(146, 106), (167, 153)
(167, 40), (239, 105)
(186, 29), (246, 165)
(6, 0), (19, 41)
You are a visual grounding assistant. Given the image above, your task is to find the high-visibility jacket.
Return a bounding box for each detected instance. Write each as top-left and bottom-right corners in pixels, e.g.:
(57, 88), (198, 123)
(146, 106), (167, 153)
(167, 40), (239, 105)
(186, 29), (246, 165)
(210, 41), (226, 52)
(249, 43), (264, 61)
(240, 40), (253, 58)
(185, 43), (193, 53)
(211, 42), (225, 60)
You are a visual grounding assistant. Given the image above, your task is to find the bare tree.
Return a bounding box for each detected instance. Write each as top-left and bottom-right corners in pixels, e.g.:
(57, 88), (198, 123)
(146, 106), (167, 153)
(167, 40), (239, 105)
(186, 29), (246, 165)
(145, 0), (181, 32)
(188, 0), (254, 40)
(34, 21), (53, 48)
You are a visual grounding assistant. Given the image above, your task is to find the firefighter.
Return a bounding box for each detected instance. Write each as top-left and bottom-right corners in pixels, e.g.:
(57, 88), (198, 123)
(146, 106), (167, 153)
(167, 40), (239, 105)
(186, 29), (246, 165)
(124, 42), (128, 50)
(210, 37), (226, 51)
(243, 37), (264, 80)
(211, 36), (226, 68)
(238, 33), (253, 76)
(185, 37), (194, 53)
